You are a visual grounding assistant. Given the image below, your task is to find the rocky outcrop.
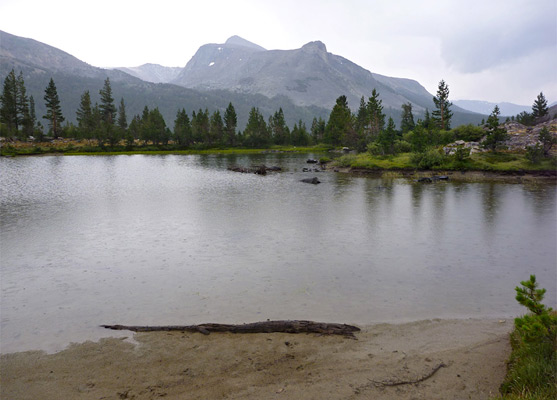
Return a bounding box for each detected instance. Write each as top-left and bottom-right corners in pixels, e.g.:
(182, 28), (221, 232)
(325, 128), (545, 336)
(503, 119), (557, 151)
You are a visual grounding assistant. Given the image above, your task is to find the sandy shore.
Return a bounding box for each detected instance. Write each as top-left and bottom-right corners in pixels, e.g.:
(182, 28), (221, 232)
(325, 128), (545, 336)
(1, 318), (511, 400)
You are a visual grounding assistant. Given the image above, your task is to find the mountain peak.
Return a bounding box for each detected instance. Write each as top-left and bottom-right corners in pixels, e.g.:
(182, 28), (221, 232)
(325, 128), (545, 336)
(225, 36), (266, 51)
(301, 41), (327, 53)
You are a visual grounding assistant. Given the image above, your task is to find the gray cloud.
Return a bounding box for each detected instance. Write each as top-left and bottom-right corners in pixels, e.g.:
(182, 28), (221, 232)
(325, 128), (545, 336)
(440, 4), (556, 73)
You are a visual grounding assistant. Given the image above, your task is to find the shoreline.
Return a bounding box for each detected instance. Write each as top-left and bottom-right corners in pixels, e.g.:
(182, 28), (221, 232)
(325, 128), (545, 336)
(1, 318), (512, 399)
(333, 166), (557, 183)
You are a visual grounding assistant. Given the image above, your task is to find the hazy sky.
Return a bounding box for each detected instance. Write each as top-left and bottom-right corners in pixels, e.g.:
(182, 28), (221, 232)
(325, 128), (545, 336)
(1, 0), (555, 105)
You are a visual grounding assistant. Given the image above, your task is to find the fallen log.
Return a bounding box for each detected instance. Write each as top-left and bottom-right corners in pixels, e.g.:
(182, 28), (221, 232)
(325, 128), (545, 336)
(101, 320), (360, 337)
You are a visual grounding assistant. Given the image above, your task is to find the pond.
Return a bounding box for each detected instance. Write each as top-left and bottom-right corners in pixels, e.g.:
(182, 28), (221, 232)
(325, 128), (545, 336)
(1, 153), (555, 353)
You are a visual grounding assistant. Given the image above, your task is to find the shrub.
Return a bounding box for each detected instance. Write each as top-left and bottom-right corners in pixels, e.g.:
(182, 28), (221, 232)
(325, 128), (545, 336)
(410, 148), (447, 169)
(393, 139), (412, 153)
(499, 275), (556, 399)
(525, 144), (544, 164)
(366, 142), (382, 155)
(336, 154), (357, 167)
(452, 124), (485, 142)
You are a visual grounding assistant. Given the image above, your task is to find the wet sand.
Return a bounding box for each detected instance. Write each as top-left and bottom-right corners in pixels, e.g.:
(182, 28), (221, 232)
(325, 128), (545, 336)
(1, 318), (511, 400)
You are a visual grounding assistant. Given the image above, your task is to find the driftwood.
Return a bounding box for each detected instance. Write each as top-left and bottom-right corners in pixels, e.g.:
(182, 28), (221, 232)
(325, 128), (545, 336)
(368, 363), (447, 388)
(101, 320), (360, 337)
(354, 362), (447, 394)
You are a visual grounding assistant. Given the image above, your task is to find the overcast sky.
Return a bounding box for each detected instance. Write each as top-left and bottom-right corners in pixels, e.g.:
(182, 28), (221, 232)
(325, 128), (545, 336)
(1, 0), (555, 105)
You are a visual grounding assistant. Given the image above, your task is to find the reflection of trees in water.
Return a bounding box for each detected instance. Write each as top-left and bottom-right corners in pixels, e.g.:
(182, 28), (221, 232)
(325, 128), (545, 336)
(521, 183), (557, 222)
(479, 183), (499, 228)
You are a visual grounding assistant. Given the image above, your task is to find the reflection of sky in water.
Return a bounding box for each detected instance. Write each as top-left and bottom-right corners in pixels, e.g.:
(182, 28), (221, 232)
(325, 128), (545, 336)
(1, 154), (556, 353)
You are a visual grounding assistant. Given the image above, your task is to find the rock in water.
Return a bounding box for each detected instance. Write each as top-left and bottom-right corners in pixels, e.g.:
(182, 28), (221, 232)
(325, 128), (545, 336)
(300, 177), (320, 184)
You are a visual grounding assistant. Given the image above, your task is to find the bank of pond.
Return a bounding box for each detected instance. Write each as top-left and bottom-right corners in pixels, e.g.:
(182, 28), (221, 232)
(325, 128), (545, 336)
(1, 141), (556, 179)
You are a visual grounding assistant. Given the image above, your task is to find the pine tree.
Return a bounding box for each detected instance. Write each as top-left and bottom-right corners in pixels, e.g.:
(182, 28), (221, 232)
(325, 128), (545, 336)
(144, 108), (166, 145)
(209, 110), (224, 145)
(432, 79), (453, 130)
(43, 78), (65, 136)
(400, 102), (415, 133)
(128, 115), (142, 146)
(366, 89), (385, 141)
(16, 72), (30, 138)
(244, 107), (269, 148)
(192, 108), (209, 143)
(173, 108), (192, 147)
(291, 120), (309, 146)
(99, 78), (116, 125)
(378, 117), (397, 154)
(0, 69), (18, 133)
(483, 105), (509, 152)
(1, 69), (31, 137)
(28, 96), (37, 137)
(310, 117), (326, 144)
(76, 90), (95, 137)
(269, 108), (290, 145)
(117, 98), (128, 130)
(223, 102), (237, 146)
(532, 92), (548, 119)
(325, 95), (352, 146)
(355, 96), (368, 135)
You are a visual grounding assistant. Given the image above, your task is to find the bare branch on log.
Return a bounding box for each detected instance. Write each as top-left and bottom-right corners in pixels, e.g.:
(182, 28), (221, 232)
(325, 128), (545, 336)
(101, 320), (360, 338)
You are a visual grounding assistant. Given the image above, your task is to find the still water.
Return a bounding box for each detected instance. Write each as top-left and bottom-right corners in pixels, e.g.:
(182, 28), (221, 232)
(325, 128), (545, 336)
(1, 154), (556, 353)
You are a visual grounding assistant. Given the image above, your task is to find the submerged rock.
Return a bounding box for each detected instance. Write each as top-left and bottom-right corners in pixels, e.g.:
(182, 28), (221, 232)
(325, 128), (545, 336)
(300, 177), (320, 184)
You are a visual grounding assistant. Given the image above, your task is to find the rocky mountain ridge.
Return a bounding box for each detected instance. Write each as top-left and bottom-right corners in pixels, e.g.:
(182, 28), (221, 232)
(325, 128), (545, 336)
(171, 36), (451, 115)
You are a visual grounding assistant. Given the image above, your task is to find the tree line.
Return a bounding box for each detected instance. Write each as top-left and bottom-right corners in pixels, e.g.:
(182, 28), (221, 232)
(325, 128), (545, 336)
(0, 69), (551, 154)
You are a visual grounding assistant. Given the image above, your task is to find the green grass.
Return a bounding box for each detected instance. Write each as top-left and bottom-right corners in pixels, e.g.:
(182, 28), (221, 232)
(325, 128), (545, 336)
(334, 151), (557, 173)
(493, 326), (556, 399)
(1, 144), (332, 157)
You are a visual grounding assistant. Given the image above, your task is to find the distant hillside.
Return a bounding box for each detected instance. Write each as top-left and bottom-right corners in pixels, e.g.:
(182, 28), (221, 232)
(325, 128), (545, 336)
(454, 100), (530, 116)
(0, 31), (329, 129)
(115, 64), (182, 84)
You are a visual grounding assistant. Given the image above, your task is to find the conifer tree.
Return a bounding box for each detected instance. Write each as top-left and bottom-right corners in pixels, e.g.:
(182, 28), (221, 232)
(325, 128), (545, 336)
(192, 108), (209, 143)
(16, 72), (30, 137)
(43, 78), (65, 136)
(325, 95), (352, 146)
(355, 96), (368, 135)
(291, 120), (309, 146)
(483, 105), (508, 152)
(209, 110), (224, 145)
(223, 102), (237, 146)
(1, 69), (31, 136)
(400, 102), (415, 133)
(532, 92), (548, 119)
(173, 108), (192, 147)
(244, 107), (269, 148)
(27, 96), (37, 137)
(117, 98), (128, 130)
(310, 117), (326, 144)
(76, 90), (95, 137)
(432, 79), (453, 130)
(269, 108), (290, 145)
(99, 78), (116, 125)
(366, 89), (385, 141)
(0, 69), (18, 133)
(378, 117), (397, 154)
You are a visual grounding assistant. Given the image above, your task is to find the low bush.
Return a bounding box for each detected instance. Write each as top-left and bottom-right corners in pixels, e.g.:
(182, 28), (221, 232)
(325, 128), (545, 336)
(497, 275), (556, 399)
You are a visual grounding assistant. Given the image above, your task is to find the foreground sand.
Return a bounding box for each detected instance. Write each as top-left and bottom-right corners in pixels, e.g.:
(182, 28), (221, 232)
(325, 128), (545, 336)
(1, 318), (511, 400)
